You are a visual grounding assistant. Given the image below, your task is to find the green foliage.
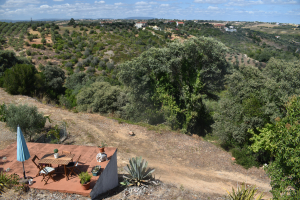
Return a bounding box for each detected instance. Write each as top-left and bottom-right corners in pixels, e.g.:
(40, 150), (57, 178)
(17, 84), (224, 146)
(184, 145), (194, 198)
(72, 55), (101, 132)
(59, 89), (77, 109)
(41, 65), (66, 97)
(250, 96), (300, 198)
(0, 103), (7, 122)
(98, 141), (107, 148)
(54, 149), (58, 153)
(79, 172), (92, 185)
(120, 157), (155, 187)
(6, 104), (46, 141)
(0, 171), (20, 195)
(0, 50), (30, 75)
(64, 72), (89, 91)
(47, 125), (61, 144)
(213, 58), (300, 146)
(68, 18), (76, 26)
(76, 81), (123, 113)
(119, 37), (228, 135)
(41, 38), (46, 45)
(231, 147), (259, 169)
(25, 49), (31, 56)
(3, 64), (37, 95)
(225, 183), (263, 200)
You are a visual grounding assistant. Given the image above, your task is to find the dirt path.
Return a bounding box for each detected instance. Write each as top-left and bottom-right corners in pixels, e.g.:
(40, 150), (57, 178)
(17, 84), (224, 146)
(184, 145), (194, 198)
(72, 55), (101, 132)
(0, 88), (272, 198)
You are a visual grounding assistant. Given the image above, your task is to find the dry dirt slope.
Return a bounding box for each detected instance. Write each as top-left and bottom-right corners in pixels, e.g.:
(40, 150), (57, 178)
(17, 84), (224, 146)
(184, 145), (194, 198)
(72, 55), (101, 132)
(0, 88), (272, 198)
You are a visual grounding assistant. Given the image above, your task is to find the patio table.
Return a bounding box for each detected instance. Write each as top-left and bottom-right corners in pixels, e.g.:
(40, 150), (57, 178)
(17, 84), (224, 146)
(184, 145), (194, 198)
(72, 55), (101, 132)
(37, 153), (75, 180)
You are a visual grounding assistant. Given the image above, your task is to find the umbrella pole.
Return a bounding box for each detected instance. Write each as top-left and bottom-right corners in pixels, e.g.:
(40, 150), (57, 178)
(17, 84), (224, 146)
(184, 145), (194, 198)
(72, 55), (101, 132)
(22, 161), (26, 179)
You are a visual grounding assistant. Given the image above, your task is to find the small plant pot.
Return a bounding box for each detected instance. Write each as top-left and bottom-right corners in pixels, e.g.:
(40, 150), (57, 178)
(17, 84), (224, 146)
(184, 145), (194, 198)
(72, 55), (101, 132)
(91, 165), (101, 176)
(54, 153), (59, 159)
(81, 181), (90, 190)
(99, 147), (104, 153)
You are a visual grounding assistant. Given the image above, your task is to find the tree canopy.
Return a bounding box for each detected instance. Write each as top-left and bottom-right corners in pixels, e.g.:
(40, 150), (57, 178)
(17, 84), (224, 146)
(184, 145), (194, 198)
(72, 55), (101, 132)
(213, 58), (300, 146)
(119, 37), (229, 134)
(250, 95), (300, 199)
(3, 64), (37, 95)
(41, 65), (66, 96)
(6, 104), (46, 141)
(68, 18), (76, 26)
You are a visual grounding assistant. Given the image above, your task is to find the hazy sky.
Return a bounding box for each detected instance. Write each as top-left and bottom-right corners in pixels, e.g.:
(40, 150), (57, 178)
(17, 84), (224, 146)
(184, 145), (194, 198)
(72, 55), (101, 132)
(0, 0), (299, 23)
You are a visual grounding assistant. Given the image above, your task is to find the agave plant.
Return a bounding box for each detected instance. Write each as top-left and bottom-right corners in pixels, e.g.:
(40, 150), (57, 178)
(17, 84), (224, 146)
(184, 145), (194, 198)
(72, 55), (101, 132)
(0, 179), (5, 195)
(121, 156), (155, 187)
(226, 183), (264, 200)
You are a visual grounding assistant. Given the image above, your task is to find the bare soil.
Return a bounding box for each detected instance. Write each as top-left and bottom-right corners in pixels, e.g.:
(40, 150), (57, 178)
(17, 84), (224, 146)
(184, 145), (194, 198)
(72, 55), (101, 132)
(0, 88), (272, 199)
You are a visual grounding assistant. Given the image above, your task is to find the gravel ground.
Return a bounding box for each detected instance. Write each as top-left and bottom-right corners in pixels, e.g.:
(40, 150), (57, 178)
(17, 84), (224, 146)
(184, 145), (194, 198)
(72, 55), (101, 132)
(1, 181), (224, 200)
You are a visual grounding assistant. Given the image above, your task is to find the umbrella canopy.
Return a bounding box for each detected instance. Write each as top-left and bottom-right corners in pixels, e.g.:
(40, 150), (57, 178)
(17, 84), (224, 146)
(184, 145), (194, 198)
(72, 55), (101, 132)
(17, 126), (31, 178)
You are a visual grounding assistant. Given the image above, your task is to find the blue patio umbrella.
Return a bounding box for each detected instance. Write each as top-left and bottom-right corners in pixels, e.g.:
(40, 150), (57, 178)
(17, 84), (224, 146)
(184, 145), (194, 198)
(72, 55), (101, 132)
(17, 126), (31, 179)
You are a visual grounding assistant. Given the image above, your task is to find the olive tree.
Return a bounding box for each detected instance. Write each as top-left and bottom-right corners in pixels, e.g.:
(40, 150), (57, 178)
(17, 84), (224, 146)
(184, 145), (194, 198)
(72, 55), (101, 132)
(6, 104), (46, 141)
(76, 81), (122, 113)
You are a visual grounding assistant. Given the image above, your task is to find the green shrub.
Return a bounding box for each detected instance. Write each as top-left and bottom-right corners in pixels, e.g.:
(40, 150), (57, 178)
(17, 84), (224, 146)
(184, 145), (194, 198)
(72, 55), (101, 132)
(47, 125), (60, 144)
(120, 157), (155, 187)
(3, 64), (37, 95)
(26, 49), (31, 56)
(38, 57), (41, 60)
(76, 81), (122, 113)
(41, 65), (65, 97)
(225, 183), (263, 200)
(0, 103), (7, 122)
(0, 50), (31, 74)
(59, 93), (76, 109)
(231, 147), (259, 169)
(6, 104), (46, 141)
(57, 45), (63, 50)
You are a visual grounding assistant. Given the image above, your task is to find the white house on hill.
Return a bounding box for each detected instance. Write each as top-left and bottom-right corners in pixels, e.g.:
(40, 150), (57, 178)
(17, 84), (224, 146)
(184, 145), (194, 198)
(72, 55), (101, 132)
(135, 22), (147, 29)
(176, 21), (184, 26)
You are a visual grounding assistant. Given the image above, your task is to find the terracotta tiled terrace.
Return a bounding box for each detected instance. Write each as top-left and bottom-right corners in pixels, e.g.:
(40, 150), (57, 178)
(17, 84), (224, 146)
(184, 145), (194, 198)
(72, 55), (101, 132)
(0, 142), (117, 197)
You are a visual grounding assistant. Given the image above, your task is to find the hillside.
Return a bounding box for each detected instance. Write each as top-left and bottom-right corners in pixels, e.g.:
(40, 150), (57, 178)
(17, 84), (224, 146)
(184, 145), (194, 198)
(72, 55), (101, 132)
(0, 87), (272, 199)
(2, 19), (300, 199)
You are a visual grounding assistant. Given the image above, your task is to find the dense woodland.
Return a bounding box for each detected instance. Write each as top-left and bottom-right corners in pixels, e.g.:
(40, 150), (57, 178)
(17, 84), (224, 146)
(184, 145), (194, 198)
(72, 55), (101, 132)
(0, 19), (300, 198)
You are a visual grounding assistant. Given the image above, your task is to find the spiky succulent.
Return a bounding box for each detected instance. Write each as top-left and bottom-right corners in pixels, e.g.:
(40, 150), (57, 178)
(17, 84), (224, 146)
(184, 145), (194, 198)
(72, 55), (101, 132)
(226, 184), (263, 200)
(121, 156), (155, 187)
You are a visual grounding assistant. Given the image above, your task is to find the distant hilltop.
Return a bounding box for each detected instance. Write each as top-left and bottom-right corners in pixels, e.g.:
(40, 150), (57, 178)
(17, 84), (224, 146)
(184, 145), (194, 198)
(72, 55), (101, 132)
(125, 17), (155, 20)
(0, 17), (156, 22)
(0, 18), (69, 22)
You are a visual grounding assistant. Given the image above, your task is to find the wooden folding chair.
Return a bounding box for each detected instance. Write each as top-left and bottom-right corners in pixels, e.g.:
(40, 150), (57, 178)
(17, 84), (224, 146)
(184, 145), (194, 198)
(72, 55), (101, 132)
(32, 155), (51, 177)
(66, 155), (81, 177)
(40, 166), (56, 185)
(62, 151), (71, 155)
(57, 151), (72, 170)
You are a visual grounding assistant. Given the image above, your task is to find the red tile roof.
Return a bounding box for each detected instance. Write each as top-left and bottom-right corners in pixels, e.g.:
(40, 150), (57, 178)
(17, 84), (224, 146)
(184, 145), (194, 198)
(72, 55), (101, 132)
(214, 24), (225, 26)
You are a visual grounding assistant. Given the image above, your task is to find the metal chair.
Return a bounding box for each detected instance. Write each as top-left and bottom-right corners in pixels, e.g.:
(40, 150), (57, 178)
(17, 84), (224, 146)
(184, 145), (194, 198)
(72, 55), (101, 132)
(66, 155), (81, 178)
